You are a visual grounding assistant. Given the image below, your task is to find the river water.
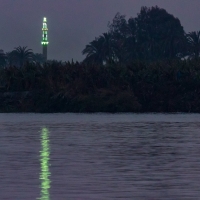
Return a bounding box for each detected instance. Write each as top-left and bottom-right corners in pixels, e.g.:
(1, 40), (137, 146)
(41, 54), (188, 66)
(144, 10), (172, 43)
(0, 113), (200, 200)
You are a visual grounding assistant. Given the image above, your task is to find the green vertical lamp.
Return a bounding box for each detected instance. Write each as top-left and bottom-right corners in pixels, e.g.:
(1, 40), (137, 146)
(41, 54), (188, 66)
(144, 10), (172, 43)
(41, 17), (49, 61)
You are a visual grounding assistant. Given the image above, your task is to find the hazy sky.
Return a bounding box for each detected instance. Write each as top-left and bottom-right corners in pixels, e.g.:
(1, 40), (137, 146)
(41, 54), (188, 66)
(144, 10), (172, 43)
(0, 0), (200, 61)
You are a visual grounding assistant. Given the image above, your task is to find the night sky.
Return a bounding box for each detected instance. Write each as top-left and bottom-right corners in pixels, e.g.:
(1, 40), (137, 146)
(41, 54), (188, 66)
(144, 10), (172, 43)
(0, 0), (199, 61)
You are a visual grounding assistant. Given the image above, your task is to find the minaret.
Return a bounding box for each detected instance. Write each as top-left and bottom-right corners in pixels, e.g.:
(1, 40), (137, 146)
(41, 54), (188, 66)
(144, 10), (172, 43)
(41, 17), (49, 61)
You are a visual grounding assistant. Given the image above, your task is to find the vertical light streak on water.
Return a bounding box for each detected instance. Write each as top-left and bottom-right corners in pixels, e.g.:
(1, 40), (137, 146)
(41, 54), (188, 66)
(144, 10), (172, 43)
(39, 127), (51, 200)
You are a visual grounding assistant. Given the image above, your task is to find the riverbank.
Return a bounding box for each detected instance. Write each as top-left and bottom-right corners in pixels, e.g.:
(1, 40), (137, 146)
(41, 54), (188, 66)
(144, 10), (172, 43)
(0, 60), (200, 113)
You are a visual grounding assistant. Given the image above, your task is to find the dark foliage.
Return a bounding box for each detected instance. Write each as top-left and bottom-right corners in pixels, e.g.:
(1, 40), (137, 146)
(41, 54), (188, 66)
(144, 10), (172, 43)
(83, 6), (191, 63)
(1, 6), (200, 112)
(0, 60), (200, 113)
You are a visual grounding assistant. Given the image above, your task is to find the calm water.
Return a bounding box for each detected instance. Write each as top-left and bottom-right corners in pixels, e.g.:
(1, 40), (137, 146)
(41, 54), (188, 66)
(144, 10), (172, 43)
(1, 113), (200, 200)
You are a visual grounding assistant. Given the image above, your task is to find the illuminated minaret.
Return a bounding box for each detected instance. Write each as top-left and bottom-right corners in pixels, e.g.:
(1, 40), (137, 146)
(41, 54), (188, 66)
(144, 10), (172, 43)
(41, 17), (49, 61)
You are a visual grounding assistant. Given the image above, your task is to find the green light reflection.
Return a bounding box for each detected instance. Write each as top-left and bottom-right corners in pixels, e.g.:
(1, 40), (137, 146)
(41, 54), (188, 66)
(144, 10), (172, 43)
(38, 127), (51, 200)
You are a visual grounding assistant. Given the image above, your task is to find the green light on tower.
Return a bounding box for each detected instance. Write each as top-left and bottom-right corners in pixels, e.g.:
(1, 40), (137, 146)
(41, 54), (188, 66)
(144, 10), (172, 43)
(41, 17), (49, 61)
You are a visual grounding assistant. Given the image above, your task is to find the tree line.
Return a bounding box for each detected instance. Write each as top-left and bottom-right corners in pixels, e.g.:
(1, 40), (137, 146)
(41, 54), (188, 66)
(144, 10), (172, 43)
(0, 59), (200, 113)
(0, 46), (45, 68)
(0, 6), (200, 113)
(1, 6), (200, 67)
(82, 6), (200, 65)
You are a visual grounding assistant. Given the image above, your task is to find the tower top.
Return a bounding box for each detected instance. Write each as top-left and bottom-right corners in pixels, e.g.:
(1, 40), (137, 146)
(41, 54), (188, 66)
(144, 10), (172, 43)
(41, 17), (49, 45)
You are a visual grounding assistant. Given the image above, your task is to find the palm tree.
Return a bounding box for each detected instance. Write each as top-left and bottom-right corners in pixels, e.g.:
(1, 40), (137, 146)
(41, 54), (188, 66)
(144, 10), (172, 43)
(82, 33), (115, 65)
(11, 46), (33, 67)
(187, 31), (200, 60)
(82, 39), (103, 64)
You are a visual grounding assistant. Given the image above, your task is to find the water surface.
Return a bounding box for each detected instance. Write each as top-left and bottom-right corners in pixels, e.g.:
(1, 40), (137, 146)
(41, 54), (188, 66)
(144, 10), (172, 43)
(0, 113), (200, 199)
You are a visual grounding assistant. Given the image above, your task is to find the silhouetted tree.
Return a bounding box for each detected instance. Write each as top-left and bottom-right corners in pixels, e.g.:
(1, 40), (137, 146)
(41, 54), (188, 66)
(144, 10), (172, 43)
(108, 13), (131, 63)
(84, 6), (187, 64)
(135, 6), (186, 60)
(187, 31), (200, 60)
(82, 33), (115, 65)
(11, 46), (33, 67)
